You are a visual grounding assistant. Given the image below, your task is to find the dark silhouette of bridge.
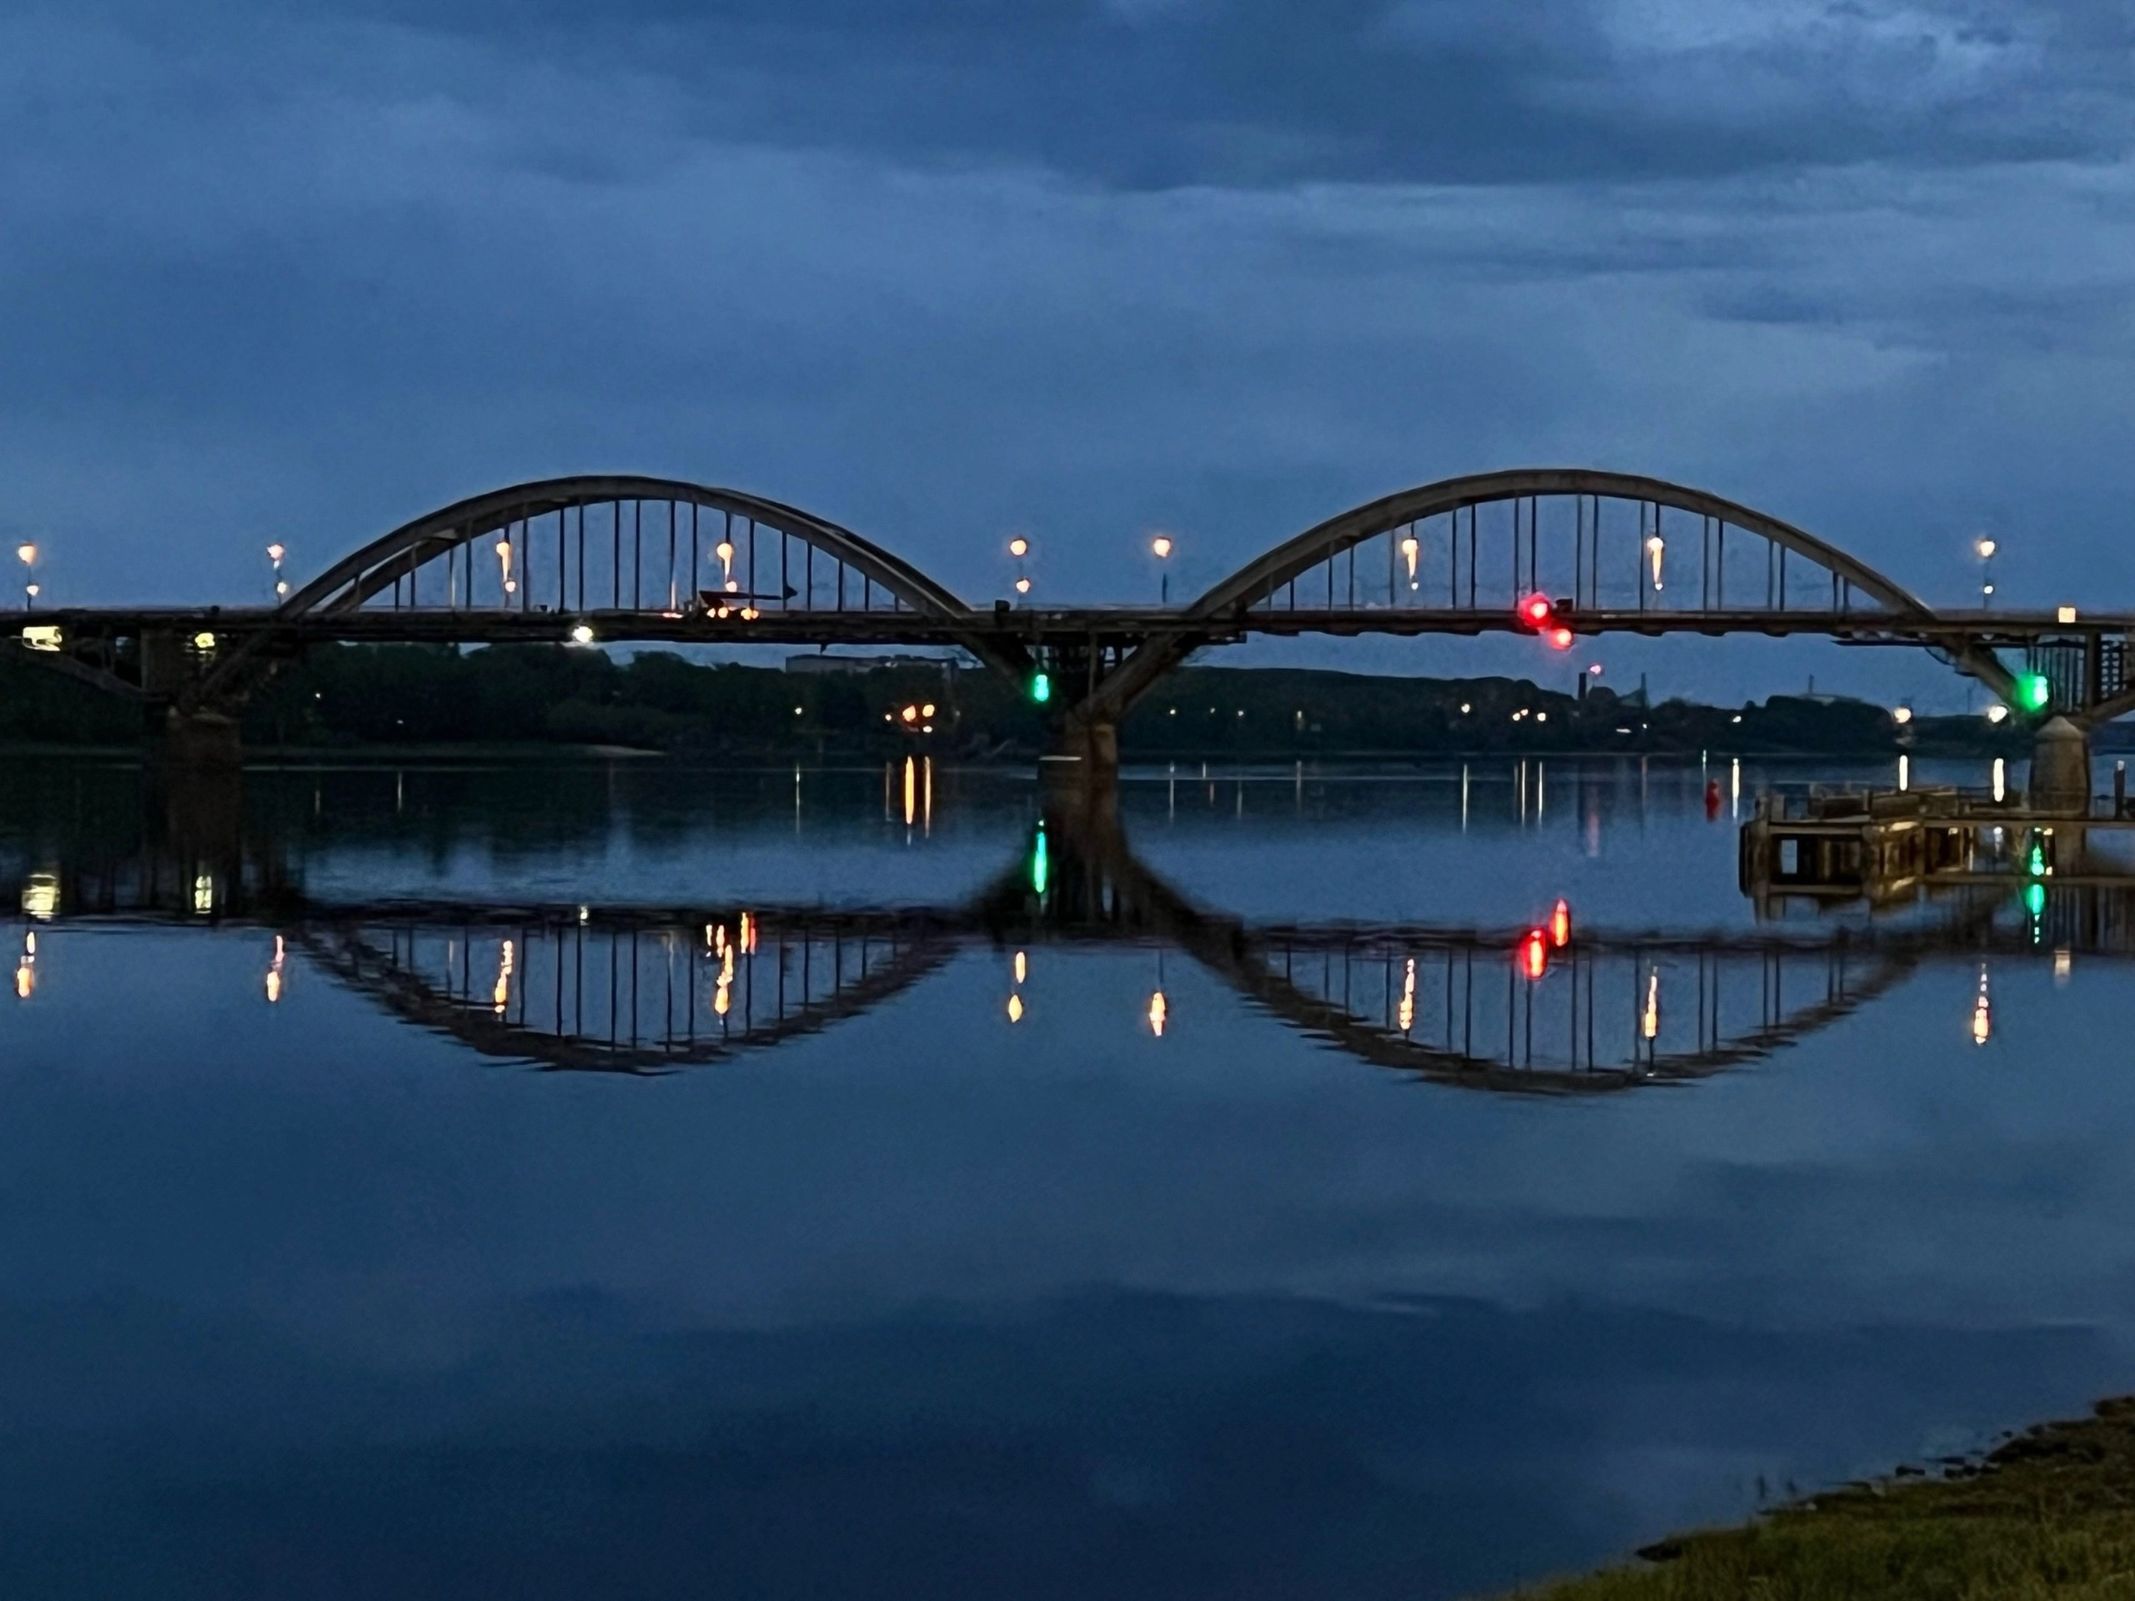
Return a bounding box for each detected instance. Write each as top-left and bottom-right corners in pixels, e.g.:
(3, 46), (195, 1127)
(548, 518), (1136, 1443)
(12, 801), (2115, 1095)
(9, 468), (2134, 776)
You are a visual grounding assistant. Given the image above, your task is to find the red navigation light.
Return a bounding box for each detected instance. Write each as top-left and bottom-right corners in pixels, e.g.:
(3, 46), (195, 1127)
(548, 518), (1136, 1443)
(1548, 898), (1572, 949)
(1519, 928), (1550, 981)
(1546, 626), (1574, 651)
(1519, 594), (1554, 628)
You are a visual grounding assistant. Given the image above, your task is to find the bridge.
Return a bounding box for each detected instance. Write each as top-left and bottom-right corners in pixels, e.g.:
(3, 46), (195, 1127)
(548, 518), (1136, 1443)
(7, 802), (2117, 1094)
(8, 468), (2133, 786)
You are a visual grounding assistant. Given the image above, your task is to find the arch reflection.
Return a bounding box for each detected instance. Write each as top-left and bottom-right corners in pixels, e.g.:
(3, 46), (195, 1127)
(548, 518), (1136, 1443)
(12, 803), (2128, 1094)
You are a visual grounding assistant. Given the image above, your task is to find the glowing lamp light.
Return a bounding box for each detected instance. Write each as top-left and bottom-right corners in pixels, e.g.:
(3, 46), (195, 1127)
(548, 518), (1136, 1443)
(15, 543), (34, 566)
(1892, 705), (1914, 725)
(921, 702), (937, 718)
(1519, 929), (1550, 982)
(1976, 537), (1997, 560)
(1150, 535), (1173, 560)
(1148, 990), (1168, 1037)
(1014, 576), (1032, 595)
(1030, 671), (1052, 704)
(1986, 704), (2010, 725)
(1548, 898), (1572, 949)
(900, 704), (919, 724)
(192, 631), (217, 651)
(1546, 626), (1574, 651)
(1030, 824), (1050, 896)
(1007, 994), (1024, 1023)
(570, 623), (595, 646)
(2018, 673), (2051, 712)
(715, 540), (735, 565)
(1519, 594), (1554, 628)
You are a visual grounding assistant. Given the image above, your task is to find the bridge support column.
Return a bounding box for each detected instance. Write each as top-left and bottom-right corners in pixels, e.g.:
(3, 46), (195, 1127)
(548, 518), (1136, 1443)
(2031, 715), (2092, 817)
(1041, 716), (1118, 802)
(160, 708), (243, 772)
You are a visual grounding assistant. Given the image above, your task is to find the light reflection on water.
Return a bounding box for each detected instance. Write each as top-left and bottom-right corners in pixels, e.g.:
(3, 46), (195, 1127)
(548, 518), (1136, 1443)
(3, 754), (2135, 1600)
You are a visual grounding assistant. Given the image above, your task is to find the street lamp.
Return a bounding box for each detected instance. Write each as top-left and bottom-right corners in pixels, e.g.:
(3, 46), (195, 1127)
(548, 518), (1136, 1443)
(1007, 535), (1031, 600)
(266, 541), (288, 601)
(15, 543), (35, 609)
(1150, 533), (1173, 604)
(1976, 536), (1997, 607)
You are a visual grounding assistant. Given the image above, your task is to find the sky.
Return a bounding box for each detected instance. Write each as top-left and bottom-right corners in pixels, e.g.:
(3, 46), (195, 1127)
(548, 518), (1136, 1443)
(4, 0), (2133, 706)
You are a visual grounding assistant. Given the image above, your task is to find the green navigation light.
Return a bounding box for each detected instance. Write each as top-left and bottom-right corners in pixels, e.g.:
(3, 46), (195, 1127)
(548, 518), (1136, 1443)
(1031, 672), (1052, 705)
(1031, 825), (1050, 896)
(2018, 673), (2051, 712)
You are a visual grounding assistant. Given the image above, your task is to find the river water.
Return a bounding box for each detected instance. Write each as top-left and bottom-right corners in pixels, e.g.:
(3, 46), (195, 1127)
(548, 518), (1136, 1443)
(4, 753), (2134, 1599)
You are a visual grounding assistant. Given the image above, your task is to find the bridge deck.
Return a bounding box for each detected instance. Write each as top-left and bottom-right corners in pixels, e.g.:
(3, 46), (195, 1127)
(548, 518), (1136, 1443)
(6, 603), (2129, 649)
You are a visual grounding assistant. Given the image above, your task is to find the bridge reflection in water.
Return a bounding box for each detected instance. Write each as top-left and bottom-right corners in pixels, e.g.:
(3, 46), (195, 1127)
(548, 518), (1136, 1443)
(10, 791), (2125, 1094)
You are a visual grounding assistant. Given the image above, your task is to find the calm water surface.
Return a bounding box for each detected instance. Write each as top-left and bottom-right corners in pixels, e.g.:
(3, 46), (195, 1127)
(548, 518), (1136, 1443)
(4, 754), (2133, 1599)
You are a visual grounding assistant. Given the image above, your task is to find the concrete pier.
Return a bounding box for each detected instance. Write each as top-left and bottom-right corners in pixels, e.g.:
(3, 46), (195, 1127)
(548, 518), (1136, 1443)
(2031, 716), (2093, 817)
(160, 709), (244, 771)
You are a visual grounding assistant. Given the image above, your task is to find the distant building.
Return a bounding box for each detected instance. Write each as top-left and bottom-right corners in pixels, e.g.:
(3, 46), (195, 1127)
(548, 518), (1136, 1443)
(784, 652), (960, 676)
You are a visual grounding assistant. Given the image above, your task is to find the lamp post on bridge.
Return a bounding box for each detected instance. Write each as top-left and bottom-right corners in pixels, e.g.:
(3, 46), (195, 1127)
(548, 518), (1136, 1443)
(1008, 535), (1032, 601)
(266, 542), (288, 602)
(1977, 537), (1997, 609)
(15, 543), (36, 610)
(1150, 534), (1173, 605)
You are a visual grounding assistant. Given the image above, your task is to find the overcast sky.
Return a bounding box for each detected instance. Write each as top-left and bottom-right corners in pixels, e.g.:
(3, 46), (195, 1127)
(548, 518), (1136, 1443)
(5, 0), (2132, 704)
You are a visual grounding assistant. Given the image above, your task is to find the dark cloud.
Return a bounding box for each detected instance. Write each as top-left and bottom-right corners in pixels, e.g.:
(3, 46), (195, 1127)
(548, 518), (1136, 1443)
(3, 0), (2133, 700)
(269, 0), (2135, 190)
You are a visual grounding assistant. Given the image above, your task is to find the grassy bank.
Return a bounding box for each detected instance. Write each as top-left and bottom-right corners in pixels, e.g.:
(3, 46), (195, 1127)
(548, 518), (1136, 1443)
(1507, 1398), (2135, 1599)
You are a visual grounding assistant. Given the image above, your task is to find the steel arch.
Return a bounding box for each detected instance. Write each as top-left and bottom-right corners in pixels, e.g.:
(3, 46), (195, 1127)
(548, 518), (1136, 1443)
(195, 474), (1025, 705)
(1083, 468), (2020, 719)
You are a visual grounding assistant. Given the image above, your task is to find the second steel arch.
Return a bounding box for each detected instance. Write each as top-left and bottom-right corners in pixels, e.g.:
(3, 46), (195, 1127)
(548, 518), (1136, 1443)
(1078, 468), (2022, 724)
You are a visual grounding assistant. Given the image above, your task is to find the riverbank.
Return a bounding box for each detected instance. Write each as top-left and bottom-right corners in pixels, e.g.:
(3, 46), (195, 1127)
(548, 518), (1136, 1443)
(1505, 1397), (2135, 1598)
